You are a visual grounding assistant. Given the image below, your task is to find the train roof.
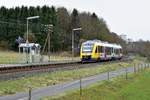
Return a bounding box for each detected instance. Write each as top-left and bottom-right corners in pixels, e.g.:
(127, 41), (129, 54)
(82, 40), (122, 49)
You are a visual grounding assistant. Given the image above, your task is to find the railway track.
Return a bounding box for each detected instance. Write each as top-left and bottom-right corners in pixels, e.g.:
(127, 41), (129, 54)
(0, 61), (81, 74)
(0, 57), (132, 80)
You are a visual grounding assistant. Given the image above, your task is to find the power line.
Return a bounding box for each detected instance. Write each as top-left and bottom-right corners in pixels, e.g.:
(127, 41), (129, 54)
(0, 20), (25, 26)
(0, 20), (42, 27)
(0, 20), (51, 33)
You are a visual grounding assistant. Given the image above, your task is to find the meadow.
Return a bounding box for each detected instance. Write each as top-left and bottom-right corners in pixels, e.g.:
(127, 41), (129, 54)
(43, 69), (150, 100)
(0, 51), (25, 64)
(0, 51), (79, 64)
(0, 58), (140, 96)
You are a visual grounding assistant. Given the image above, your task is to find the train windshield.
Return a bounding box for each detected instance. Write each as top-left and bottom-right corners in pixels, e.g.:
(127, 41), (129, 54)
(82, 43), (93, 53)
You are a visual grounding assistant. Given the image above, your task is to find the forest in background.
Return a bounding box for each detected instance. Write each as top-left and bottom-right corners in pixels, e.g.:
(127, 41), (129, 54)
(0, 6), (125, 52)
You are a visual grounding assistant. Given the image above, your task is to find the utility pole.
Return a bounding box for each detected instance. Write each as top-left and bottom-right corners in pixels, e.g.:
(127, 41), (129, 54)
(26, 16), (39, 63)
(72, 29), (74, 61)
(44, 24), (53, 62)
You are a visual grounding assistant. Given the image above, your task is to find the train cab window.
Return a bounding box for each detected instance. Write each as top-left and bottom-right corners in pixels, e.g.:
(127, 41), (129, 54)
(82, 43), (94, 53)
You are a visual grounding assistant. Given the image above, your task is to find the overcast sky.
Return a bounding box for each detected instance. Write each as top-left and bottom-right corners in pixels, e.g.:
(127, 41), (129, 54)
(0, 0), (150, 41)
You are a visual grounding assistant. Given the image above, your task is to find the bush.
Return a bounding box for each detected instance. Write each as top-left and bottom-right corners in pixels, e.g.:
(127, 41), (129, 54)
(0, 41), (9, 50)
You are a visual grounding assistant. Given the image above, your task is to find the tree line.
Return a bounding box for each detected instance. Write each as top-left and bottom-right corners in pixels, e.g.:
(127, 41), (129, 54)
(0, 6), (125, 52)
(127, 40), (150, 60)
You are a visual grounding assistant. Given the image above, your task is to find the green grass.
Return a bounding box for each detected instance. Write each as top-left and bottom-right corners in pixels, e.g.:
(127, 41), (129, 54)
(0, 51), (25, 64)
(0, 60), (137, 96)
(43, 70), (150, 100)
(0, 51), (79, 64)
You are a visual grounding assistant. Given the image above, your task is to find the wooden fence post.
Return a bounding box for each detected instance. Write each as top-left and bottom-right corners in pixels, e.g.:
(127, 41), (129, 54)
(125, 67), (128, 80)
(28, 86), (32, 100)
(145, 63), (146, 69)
(141, 64), (143, 71)
(80, 76), (82, 96)
(134, 64), (136, 73)
(108, 71), (110, 80)
(138, 64), (140, 72)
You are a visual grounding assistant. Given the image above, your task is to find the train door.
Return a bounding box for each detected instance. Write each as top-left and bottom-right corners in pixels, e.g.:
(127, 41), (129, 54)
(105, 47), (112, 60)
(112, 48), (115, 60)
(104, 46), (107, 60)
(110, 47), (114, 60)
(98, 46), (104, 60)
(119, 49), (123, 58)
(97, 46), (101, 60)
(94, 46), (99, 60)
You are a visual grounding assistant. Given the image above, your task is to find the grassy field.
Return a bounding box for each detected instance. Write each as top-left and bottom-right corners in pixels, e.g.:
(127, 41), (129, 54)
(0, 58), (142, 96)
(43, 69), (150, 100)
(0, 50), (145, 64)
(0, 51), (25, 64)
(0, 51), (79, 64)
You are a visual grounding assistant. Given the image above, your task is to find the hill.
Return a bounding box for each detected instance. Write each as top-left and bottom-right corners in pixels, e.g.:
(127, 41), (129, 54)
(0, 6), (124, 51)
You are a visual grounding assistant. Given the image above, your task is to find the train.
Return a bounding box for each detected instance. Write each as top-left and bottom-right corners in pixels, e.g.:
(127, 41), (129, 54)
(80, 40), (123, 62)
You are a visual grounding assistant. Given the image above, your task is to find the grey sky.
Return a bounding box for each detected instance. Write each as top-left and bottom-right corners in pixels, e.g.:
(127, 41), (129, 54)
(0, 0), (150, 41)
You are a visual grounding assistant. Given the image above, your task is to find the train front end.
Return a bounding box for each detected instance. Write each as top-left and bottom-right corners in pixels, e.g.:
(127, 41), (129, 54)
(80, 41), (95, 62)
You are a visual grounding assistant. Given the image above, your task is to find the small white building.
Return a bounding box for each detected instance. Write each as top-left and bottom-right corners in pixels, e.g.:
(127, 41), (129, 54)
(19, 43), (41, 63)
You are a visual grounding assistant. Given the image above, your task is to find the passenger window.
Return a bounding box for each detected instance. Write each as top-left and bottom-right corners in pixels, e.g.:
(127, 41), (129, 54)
(99, 46), (103, 53)
(109, 48), (111, 55)
(116, 49), (119, 54)
(95, 47), (98, 53)
(120, 49), (122, 53)
(97, 46), (101, 53)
